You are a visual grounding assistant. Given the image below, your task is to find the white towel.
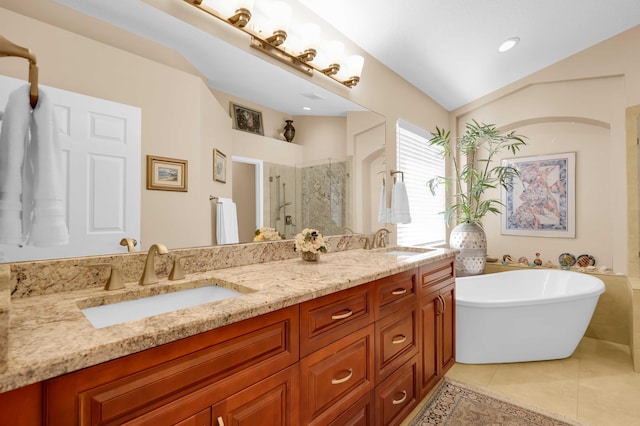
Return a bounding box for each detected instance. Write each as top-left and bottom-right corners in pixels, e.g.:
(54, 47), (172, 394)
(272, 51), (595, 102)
(0, 85), (31, 244)
(216, 197), (239, 244)
(390, 181), (411, 224)
(0, 85), (69, 246)
(27, 88), (69, 246)
(377, 182), (390, 223)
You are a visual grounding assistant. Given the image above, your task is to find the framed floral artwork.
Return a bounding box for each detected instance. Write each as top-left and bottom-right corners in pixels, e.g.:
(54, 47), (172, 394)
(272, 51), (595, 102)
(146, 155), (188, 192)
(214, 149), (226, 183)
(501, 152), (576, 238)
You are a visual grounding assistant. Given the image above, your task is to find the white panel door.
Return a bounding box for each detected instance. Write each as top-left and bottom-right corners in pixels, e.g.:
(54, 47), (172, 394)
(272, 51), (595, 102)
(0, 75), (141, 262)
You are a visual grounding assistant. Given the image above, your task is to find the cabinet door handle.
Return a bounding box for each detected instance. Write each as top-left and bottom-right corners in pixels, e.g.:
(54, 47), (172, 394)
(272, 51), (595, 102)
(392, 390), (407, 405)
(440, 295), (446, 314)
(436, 295), (444, 315)
(331, 368), (353, 385)
(217, 416), (224, 426)
(331, 309), (354, 320)
(391, 334), (407, 345)
(391, 288), (407, 296)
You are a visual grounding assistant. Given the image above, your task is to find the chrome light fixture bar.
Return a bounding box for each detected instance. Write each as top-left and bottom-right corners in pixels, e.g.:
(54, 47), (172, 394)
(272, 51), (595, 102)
(183, 0), (364, 88)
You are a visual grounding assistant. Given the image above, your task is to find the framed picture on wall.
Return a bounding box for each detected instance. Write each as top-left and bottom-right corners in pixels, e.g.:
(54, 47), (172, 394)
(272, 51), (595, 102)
(146, 155), (188, 192)
(214, 149), (227, 183)
(501, 152), (576, 238)
(230, 102), (264, 135)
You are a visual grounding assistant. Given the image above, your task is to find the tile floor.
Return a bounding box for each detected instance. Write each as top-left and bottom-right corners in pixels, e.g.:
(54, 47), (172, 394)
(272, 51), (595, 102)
(404, 337), (640, 425)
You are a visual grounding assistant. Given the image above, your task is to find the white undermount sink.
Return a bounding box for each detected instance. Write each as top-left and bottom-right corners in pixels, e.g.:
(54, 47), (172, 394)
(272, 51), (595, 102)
(381, 247), (435, 256)
(81, 285), (245, 329)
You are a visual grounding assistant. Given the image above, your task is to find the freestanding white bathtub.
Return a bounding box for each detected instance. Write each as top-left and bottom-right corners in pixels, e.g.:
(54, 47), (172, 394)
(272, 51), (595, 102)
(456, 269), (605, 364)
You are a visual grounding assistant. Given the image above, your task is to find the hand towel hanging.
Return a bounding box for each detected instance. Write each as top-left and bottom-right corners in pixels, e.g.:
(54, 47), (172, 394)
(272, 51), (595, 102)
(216, 197), (239, 244)
(390, 180), (411, 224)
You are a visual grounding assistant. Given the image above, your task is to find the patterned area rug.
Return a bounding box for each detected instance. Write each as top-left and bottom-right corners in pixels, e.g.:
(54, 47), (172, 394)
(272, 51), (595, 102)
(409, 379), (583, 426)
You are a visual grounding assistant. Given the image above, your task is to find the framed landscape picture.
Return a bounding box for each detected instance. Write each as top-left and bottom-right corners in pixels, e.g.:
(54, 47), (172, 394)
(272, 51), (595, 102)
(501, 152), (575, 237)
(230, 103), (264, 135)
(146, 155), (188, 192)
(214, 149), (227, 183)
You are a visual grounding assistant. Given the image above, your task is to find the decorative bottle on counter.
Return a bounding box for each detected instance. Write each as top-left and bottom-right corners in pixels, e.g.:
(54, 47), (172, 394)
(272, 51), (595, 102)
(283, 120), (295, 142)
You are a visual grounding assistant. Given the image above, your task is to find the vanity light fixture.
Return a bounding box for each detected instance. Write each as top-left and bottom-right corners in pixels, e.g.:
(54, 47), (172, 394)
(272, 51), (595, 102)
(498, 36), (520, 53)
(184, 0), (364, 88)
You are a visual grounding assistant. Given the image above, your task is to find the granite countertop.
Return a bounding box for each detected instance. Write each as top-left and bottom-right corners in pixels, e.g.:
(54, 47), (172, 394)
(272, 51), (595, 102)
(0, 247), (455, 393)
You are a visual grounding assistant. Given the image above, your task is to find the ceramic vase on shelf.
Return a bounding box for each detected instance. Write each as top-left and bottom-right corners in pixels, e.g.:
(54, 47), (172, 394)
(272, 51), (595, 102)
(301, 251), (318, 262)
(283, 120), (295, 142)
(449, 222), (486, 276)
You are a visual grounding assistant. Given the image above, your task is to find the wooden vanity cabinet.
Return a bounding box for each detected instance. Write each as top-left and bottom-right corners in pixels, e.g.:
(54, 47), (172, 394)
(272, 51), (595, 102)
(44, 306), (299, 426)
(418, 259), (456, 398)
(0, 257), (456, 426)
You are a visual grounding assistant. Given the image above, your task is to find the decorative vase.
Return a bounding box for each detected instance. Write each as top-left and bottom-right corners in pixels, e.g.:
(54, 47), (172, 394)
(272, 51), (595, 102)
(449, 222), (486, 276)
(283, 120), (295, 142)
(301, 251), (318, 262)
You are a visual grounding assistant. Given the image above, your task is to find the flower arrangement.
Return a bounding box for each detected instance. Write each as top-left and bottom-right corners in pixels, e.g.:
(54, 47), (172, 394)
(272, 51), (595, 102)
(253, 227), (283, 242)
(294, 228), (327, 254)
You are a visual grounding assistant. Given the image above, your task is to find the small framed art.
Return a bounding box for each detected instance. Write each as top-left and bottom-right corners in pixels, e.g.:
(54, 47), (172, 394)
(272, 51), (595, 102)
(146, 155), (188, 192)
(230, 102), (264, 135)
(214, 149), (227, 183)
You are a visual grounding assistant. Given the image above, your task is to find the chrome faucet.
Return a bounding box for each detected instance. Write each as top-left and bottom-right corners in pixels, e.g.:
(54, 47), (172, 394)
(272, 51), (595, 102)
(139, 243), (168, 285)
(372, 228), (391, 249)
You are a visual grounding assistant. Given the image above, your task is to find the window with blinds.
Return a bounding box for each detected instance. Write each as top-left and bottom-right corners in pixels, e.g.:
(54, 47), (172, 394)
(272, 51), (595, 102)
(396, 120), (445, 246)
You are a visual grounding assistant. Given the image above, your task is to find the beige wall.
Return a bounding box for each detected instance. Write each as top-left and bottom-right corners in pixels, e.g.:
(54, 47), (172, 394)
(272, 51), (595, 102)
(453, 26), (640, 276)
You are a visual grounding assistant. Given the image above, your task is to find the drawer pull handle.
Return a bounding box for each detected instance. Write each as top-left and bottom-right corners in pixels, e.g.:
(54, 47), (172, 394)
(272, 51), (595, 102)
(391, 288), (407, 296)
(391, 334), (407, 345)
(392, 390), (407, 405)
(331, 309), (354, 320)
(217, 416), (224, 426)
(331, 368), (353, 385)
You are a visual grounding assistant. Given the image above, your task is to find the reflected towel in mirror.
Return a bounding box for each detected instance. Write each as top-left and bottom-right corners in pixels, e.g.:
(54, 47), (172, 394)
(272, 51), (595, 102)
(377, 181), (390, 223)
(0, 85), (68, 246)
(216, 197), (239, 244)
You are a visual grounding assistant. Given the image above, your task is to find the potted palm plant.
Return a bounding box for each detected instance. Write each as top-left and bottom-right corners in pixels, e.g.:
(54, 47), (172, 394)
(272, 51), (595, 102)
(427, 120), (527, 276)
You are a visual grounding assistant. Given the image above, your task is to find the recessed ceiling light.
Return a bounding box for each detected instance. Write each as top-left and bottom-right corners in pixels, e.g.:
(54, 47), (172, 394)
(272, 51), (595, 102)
(302, 106), (311, 111)
(498, 37), (520, 53)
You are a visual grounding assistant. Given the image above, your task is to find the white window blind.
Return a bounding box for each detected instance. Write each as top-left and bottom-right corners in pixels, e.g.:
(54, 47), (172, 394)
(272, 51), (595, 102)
(396, 120), (445, 246)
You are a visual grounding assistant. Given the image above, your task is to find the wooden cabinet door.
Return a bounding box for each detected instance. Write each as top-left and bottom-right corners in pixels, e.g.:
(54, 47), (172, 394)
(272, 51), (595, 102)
(419, 282), (456, 398)
(212, 367), (299, 426)
(419, 289), (440, 397)
(440, 282), (456, 374)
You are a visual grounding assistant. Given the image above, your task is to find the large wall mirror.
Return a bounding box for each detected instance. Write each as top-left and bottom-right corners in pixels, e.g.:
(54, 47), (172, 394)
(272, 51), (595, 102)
(0, 0), (387, 263)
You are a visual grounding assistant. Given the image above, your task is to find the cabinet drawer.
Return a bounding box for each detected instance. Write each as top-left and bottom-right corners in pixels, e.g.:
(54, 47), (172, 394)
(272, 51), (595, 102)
(374, 356), (419, 426)
(374, 269), (418, 319)
(45, 306), (298, 426)
(327, 393), (373, 426)
(419, 259), (454, 295)
(300, 283), (373, 357)
(300, 325), (374, 426)
(375, 304), (419, 382)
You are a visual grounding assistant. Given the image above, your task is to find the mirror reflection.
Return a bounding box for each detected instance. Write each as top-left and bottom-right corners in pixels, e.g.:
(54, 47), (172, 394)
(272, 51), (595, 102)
(0, 2), (386, 263)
